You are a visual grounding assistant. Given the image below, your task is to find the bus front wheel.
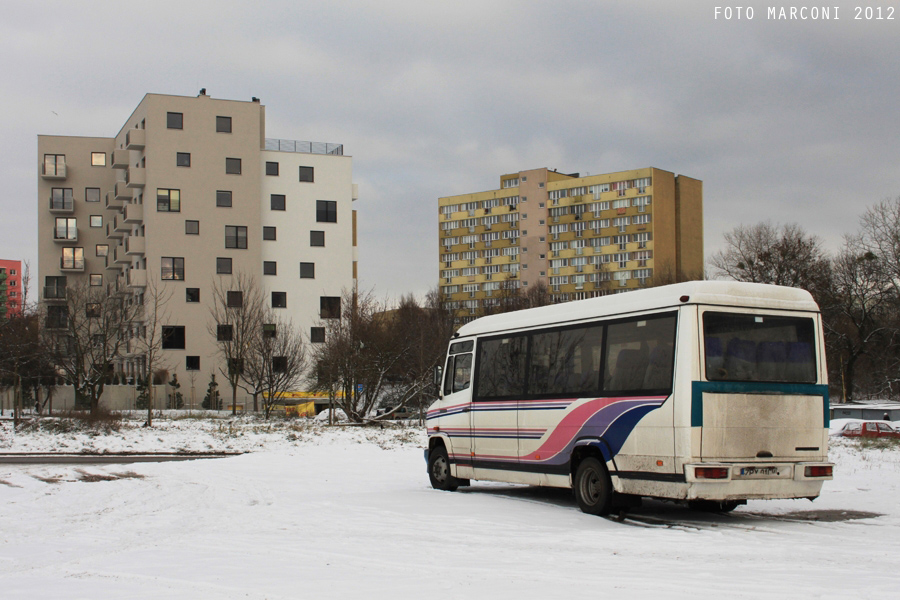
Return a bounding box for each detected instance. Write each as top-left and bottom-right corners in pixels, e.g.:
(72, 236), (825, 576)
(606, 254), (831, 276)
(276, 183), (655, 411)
(428, 445), (459, 492)
(574, 457), (613, 516)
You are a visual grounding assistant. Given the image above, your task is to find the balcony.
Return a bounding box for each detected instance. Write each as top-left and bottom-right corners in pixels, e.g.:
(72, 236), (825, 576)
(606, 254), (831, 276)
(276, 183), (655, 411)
(106, 255), (121, 272)
(125, 167), (145, 189)
(114, 214), (130, 233)
(111, 149), (130, 169)
(115, 181), (131, 201)
(41, 157), (67, 180)
(43, 287), (67, 302)
(127, 269), (147, 288)
(114, 245), (130, 265)
(126, 128), (145, 150)
(107, 222), (123, 240)
(48, 197), (74, 213)
(59, 258), (85, 272)
(52, 226), (78, 243)
(123, 202), (143, 223)
(125, 236), (145, 255)
(105, 191), (123, 211)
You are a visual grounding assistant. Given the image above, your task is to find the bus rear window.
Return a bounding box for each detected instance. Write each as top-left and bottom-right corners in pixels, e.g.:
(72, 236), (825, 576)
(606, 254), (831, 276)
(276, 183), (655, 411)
(703, 312), (816, 383)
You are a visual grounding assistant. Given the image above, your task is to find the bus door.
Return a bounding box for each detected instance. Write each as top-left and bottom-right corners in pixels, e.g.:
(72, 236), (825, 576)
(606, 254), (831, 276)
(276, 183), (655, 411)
(472, 334), (527, 479)
(442, 341), (475, 479)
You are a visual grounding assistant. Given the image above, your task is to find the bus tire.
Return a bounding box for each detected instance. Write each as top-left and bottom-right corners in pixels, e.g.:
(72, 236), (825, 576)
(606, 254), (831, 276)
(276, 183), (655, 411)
(428, 445), (459, 492)
(574, 457), (613, 516)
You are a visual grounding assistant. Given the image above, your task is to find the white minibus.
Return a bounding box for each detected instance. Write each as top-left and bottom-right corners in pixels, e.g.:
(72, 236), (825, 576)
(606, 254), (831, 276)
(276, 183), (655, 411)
(425, 281), (833, 515)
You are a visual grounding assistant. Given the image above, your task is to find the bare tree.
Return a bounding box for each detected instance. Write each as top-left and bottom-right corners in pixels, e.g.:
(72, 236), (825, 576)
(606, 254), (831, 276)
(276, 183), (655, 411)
(242, 313), (307, 419)
(709, 222), (830, 298)
(43, 282), (138, 413)
(821, 237), (899, 402)
(310, 287), (441, 423)
(130, 277), (173, 426)
(208, 273), (265, 415)
(859, 196), (900, 294)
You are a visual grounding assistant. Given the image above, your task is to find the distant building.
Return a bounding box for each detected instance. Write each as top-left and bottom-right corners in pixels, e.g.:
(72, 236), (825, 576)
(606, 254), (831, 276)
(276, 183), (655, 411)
(439, 167), (703, 321)
(0, 258), (23, 317)
(37, 91), (358, 393)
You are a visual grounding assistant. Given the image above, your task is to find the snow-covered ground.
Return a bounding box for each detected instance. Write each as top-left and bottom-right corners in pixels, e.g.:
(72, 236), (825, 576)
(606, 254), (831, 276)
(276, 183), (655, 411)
(1, 415), (899, 599)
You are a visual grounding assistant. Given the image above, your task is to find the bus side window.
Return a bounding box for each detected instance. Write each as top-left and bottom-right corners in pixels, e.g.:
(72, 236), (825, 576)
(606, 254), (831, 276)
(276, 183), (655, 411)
(453, 354), (473, 393)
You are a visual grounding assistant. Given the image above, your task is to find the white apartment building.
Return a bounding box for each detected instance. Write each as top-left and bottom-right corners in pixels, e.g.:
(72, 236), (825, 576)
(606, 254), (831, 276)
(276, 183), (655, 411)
(37, 92), (358, 406)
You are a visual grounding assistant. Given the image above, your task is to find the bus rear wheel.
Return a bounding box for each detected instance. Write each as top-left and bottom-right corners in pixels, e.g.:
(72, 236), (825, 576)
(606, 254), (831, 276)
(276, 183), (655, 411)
(574, 457), (613, 516)
(428, 445), (459, 492)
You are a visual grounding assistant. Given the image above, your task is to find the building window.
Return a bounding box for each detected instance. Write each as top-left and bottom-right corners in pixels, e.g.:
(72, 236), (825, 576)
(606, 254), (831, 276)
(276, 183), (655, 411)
(50, 188), (73, 211)
(157, 188), (181, 212)
(310, 230), (325, 246)
(272, 291), (287, 308)
(162, 326), (186, 350)
(263, 226), (276, 240)
(85, 188), (101, 202)
(91, 152), (106, 166)
(299, 166), (314, 182)
(44, 276), (67, 300)
(186, 288), (200, 303)
(311, 327), (326, 343)
(96, 244), (109, 257)
(265, 161), (279, 176)
(320, 296), (340, 319)
(273, 357), (287, 373)
(225, 158), (242, 175)
(263, 323), (277, 338)
(216, 257), (232, 275)
(216, 190), (232, 207)
(61, 247), (84, 270)
(316, 200), (337, 223)
(167, 112), (183, 129)
(270, 194), (285, 211)
(217, 324), (233, 341)
(263, 261), (277, 275)
(176, 152), (191, 167)
(90, 215), (102, 228)
(216, 116), (232, 133)
(186, 356), (200, 371)
(300, 262), (315, 279)
(54, 218), (77, 241)
(161, 257), (185, 280)
(185, 220), (199, 235)
(86, 303), (101, 318)
(90, 274), (102, 286)
(43, 154), (66, 177)
(228, 359), (243, 375)
(226, 291), (243, 308)
(225, 225), (248, 249)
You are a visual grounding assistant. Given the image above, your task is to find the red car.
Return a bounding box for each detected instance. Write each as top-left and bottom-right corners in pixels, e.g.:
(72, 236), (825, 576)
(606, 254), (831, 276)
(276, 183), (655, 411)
(833, 421), (900, 439)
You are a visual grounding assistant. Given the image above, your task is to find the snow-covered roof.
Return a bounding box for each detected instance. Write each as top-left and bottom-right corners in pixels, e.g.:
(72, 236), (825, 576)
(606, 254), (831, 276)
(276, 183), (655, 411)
(456, 281), (819, 339)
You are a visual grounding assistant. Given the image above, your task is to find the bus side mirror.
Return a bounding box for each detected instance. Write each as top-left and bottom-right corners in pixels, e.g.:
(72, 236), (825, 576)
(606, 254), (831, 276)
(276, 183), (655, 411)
(433, 365), (443, 388)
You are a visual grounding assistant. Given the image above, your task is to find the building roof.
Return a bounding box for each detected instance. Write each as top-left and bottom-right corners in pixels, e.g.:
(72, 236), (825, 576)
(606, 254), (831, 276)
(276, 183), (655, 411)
(455, 281), (819, 338)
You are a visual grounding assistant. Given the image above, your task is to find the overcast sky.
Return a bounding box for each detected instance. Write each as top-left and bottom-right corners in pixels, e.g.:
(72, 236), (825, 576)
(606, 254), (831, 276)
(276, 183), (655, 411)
(3, 1), (899, 301)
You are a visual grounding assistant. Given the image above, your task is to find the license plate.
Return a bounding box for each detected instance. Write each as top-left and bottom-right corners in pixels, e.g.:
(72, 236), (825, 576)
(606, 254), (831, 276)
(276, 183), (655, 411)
(740, 466), (779, 477)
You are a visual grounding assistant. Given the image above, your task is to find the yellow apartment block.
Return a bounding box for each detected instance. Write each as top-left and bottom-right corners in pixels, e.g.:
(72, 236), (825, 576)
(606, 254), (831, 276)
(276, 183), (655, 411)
(439, 167), (703, 320)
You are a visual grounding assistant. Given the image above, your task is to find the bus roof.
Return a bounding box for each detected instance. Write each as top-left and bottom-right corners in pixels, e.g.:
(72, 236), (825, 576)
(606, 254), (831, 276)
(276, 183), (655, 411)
(456, 281), (819, 339)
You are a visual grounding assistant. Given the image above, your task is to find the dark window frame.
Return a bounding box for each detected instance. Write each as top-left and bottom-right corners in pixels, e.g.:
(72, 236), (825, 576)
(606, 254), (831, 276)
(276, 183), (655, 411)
(216, 116), (232, 133)
(299, 166), (314, 182)
(216, 190), (233, 208)
(263, 226), (276, 241)
(311, 327), (326, 343)
(270, 194), (286, 211)
(186, 356), (200, 371)
(300, 262), (315, 279)
(167, 112), (183, 130)
(161, 257), (185, 281)
(320, 296), (341, 319)
(157, 188), (181, 212)
(226, 291), (243, 308)
(85, 187), (101, 203)
(162, 326), (186, 350)
(272, 291), (287, 308)
(186, 288), (200, 303)
(217, 324), (234, 342)
(265, 161), (279, 176)
(316, 200), (337, 223)
(310, 230), (325, 247)
(216, 257), (233, 275)
(225, 157), (242, 175)
(263, 261), (277, 275)
(225, 225), (248, 249)
(185, 220), (199, 235)
(176, 152), (191, 167)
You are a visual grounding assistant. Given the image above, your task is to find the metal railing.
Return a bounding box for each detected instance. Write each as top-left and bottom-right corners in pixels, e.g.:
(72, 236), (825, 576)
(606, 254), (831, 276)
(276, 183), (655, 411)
(265, 138), (343, 155)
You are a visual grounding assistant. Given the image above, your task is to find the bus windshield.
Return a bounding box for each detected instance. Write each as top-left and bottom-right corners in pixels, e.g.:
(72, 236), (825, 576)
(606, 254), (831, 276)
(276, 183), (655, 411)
(703, 311), (816, 383)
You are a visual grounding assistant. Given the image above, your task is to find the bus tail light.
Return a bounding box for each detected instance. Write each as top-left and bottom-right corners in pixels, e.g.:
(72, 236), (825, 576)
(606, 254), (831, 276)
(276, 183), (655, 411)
(695, 467), (729, 479)
(804, 465), (832, 478)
